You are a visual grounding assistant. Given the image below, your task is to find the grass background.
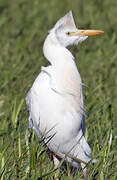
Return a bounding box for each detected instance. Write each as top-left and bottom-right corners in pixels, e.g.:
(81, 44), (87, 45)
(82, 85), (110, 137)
(0, 0), (117, 179)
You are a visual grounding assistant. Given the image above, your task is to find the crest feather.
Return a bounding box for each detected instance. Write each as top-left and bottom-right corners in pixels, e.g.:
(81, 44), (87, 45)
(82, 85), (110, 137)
(49, 11), (77, 33)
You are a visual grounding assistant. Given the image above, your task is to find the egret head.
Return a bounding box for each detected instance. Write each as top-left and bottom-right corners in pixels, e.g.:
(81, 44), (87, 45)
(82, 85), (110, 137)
(49, 11), (104, 47)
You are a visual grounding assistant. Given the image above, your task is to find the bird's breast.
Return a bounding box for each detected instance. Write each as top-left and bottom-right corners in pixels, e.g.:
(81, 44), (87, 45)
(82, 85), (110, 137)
(31, 68), (84, 144)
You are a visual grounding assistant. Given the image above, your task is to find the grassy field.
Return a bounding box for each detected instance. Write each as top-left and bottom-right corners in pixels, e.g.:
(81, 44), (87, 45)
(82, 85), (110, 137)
(0, 0), (117, 179)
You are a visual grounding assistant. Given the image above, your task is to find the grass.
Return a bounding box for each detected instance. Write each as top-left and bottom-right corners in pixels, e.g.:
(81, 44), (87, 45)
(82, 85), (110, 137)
(0, 0), (117, 179)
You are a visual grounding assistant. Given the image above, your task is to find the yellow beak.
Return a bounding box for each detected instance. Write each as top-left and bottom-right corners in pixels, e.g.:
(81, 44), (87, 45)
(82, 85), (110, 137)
(68, 29), (104, 36)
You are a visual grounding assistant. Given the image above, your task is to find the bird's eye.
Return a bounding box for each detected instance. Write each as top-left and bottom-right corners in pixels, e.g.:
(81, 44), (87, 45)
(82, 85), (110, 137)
(66, 32), (70, 36)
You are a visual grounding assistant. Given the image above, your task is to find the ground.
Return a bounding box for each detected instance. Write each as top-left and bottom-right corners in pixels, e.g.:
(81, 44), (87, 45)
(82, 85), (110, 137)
(0, 0), (117, 179)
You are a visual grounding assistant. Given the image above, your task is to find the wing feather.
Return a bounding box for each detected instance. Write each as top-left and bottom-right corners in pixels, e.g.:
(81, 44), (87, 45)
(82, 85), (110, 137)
(26, 90), (41, 137)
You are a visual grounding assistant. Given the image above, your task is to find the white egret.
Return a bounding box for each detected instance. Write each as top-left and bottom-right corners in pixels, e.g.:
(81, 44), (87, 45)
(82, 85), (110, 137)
(26, 11), (104, 178)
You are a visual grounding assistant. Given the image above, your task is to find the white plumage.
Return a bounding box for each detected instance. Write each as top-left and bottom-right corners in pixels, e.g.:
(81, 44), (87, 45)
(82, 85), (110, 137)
(26, 11), (104, 177)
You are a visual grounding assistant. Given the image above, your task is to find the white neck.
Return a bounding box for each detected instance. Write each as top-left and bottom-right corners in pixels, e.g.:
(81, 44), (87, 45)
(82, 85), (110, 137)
(43, 33), (75, 67)
(43, 32), (83, 108)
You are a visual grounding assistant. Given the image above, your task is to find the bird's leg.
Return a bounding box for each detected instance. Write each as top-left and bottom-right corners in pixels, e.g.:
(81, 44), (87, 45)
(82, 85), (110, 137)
(53, 155), (60, 169)
(53, 155), (60, 180)
(81, 163), (89, 180)
(83, 169), (89, 180)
